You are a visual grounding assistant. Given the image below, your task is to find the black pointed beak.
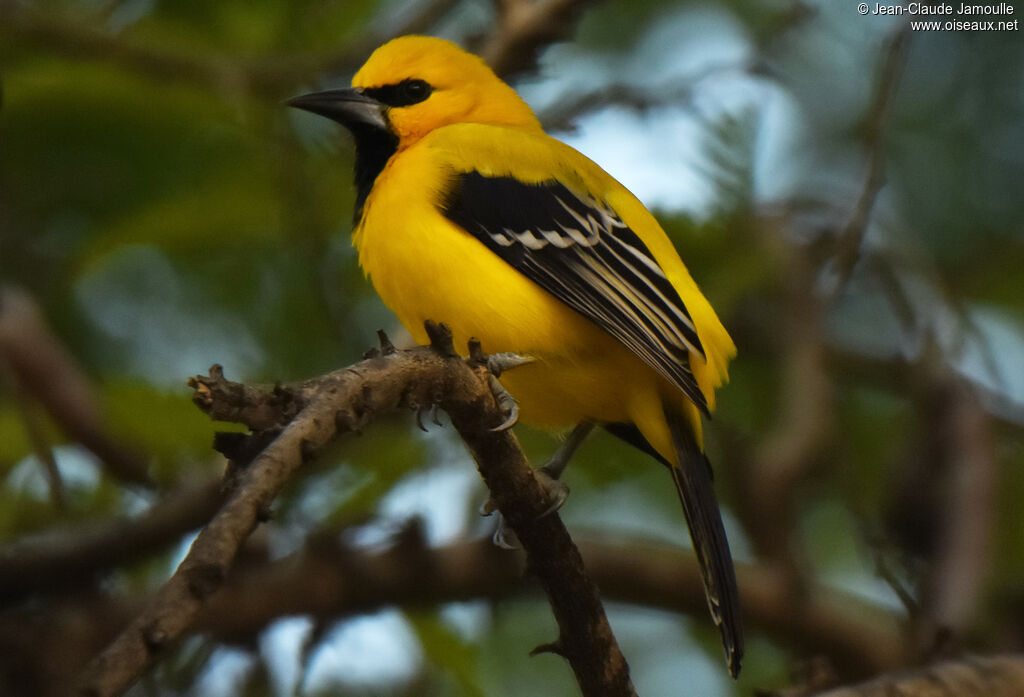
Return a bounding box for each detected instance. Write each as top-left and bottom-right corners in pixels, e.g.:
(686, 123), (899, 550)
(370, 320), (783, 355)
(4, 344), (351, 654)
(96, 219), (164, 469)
(286, 88), (387, 130)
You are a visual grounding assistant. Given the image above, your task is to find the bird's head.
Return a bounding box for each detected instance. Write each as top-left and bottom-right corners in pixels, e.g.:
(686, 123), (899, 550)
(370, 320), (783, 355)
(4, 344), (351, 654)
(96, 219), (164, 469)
(288, 36), (542, 148)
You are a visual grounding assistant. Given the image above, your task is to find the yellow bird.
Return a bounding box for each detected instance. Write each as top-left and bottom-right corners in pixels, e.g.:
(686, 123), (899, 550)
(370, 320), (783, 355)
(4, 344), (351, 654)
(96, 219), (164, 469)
(289, 36), (742, 676)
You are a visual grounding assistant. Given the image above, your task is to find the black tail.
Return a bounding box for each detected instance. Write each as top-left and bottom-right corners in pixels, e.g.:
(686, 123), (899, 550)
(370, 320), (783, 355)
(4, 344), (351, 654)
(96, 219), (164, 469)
(603, 419), (744, 676)
(663, 408), (744, 678)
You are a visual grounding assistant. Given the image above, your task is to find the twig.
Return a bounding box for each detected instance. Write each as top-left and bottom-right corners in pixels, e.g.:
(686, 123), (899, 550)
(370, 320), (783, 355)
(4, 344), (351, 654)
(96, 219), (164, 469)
(1, 362), (66, 509)
(76, 324), (635, 697)
(539, 62), (751, 133)
(827, 22), (910, 300)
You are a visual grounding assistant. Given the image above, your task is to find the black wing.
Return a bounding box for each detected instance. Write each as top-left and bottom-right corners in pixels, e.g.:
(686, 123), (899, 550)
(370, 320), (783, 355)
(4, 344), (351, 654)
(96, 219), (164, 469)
(441, 172), (708, 414)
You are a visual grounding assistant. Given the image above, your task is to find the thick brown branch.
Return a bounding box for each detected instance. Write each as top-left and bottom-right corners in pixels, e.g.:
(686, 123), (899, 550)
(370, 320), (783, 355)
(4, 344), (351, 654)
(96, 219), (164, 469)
(197, 538), (906, 678)
(193, 535), (908, 678)
(11, 533), (906, 696)
(76, 327), (634, 697)
(581, 540), (906, 678)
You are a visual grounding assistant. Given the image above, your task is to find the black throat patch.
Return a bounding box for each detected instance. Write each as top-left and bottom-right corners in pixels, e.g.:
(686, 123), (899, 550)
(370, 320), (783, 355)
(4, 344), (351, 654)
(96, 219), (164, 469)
(349, 122), (398, 223)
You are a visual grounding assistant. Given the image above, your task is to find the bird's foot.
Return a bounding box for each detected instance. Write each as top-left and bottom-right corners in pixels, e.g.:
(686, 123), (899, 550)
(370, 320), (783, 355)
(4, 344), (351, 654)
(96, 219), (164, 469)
(480, 467), (569, 521)
(534, 465), (570, 516)
(468, 345), (532, 432)
(414, 403), (444, 432)
(491, 513), (521, 549)
(480, 466), (570, 548)
(479, 499), (519, 548)
(487, 375), (520, 432)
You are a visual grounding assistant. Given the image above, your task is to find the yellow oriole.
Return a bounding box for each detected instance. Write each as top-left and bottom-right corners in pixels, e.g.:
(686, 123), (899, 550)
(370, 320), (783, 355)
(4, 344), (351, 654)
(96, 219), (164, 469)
(289, 36), (742, 676)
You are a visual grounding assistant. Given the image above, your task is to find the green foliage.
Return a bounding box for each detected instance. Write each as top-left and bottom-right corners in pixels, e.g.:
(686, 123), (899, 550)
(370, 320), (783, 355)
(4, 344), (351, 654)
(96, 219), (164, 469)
(408, 610), (485, 697)
(835, 385), (910, 515)
(0, 402), (40, 471)
(100, 379), (229, 479)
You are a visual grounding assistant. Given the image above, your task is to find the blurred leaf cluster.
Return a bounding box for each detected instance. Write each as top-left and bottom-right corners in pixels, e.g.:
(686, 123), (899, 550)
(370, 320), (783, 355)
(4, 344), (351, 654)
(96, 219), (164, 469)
(1, 0), (1024, 695)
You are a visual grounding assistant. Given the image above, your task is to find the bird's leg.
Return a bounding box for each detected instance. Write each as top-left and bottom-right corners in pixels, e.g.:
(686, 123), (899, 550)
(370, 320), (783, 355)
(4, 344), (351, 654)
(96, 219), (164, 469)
(483, 343), (598, 489)
(541, 420), (596, 481)
(532, 420), (595, 515)
(476, 344), (593, 546)
(481, 420), (596, 548)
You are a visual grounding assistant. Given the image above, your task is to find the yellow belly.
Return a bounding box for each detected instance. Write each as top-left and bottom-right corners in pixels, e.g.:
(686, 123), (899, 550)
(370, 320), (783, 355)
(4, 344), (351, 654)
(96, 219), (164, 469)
(355, 203), (698, 462)
(358, 202), (640, 426)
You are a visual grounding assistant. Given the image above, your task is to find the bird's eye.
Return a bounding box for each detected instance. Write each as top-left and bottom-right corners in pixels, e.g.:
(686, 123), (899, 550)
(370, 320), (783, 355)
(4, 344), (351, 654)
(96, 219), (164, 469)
(364, 79), (434, 108)
(401, 79), (431, 102)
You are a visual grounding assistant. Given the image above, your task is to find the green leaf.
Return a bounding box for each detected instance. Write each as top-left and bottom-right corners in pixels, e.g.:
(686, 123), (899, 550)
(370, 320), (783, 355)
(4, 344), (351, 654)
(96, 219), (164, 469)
(407, 610), (485, 697)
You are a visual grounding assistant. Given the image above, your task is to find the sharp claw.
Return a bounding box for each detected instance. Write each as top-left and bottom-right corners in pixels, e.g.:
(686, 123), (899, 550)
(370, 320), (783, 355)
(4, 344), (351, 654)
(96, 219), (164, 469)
(490, 405), (519, 432)
(536, 467), (570, 517)
(480, 498), (498, 517)
(488, 374), (520, 431)
(480, 498), (520, 548)
(537, 489), (569, 517)
(415, 407), (429, 432)
(479, 468), (566, 551)
(431, 403), (444, 427)
(492, 515), (520, 550)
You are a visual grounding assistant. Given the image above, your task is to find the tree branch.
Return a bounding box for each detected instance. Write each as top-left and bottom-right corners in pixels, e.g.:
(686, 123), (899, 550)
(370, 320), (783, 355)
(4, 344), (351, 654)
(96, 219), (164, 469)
(0, 477), (223, 602)
(478, 0), (600, 79)
(827, 22), (910, 299)
(804, 655), (1024, 697)
(926, 384), (995, 639)
(0, 0), (461, 100)
(75, 325), (635, 697)
(8, 531), (908, 696)
(172, 535), (911, 677)
(0, 287), (152, 485)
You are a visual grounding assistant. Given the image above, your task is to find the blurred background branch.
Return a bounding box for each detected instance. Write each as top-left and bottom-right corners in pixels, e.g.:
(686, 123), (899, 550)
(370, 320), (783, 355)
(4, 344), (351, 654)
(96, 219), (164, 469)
(804, 655), (1024, 697)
